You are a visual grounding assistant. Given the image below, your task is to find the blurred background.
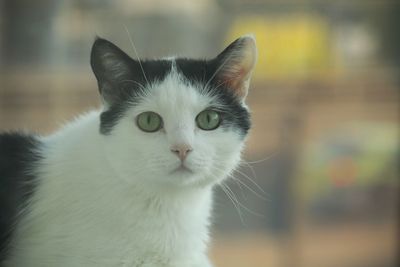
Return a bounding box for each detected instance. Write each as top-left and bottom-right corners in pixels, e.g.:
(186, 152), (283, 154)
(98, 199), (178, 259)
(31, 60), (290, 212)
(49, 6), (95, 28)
(0, 0), (399, 266)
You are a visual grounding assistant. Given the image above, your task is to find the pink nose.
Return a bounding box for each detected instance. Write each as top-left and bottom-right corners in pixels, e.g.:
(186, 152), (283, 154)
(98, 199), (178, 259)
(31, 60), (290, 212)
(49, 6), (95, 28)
(170, 144), (193, 161)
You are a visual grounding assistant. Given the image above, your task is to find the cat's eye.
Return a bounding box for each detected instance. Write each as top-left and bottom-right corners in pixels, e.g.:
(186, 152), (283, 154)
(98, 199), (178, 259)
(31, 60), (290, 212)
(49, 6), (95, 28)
(136, 112), (163, 132)
(196, 110), (221, 131)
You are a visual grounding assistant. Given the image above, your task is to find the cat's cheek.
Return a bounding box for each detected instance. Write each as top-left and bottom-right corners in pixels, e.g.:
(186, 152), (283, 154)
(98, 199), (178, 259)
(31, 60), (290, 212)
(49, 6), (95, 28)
(216, 140), (245, 177)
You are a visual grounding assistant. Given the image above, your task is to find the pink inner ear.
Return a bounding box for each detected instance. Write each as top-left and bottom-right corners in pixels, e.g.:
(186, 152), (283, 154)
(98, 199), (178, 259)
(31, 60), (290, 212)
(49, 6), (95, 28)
(218, 67), (248, 96)
(237, 68), (246, 77)
(215, 35), (257, 99)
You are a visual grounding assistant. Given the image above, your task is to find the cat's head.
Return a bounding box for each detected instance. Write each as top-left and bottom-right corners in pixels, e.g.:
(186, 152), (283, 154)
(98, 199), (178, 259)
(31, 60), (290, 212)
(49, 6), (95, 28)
(90, 35), (257, 190)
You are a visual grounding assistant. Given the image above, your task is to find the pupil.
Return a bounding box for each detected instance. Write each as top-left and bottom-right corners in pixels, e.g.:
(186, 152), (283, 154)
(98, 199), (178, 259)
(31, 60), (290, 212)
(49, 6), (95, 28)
(147, 114), (151, 124)
(207, 113), (210, 123)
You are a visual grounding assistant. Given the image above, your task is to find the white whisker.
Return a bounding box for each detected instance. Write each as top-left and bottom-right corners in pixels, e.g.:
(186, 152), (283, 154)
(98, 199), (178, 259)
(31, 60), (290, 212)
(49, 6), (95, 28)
(244, 152), (278, 164)
(233, 166), (267, 195)
(220, 183), (245, 225)
(240, 159), (257, 182)
(120, 79), (145, 88)
(213, 161), (268, 198)
(203, 52), (234, 91)
(231, 176), (268, 201)
(222, 179), (265, 219)
(123, 25), (150, 86)
(210, 165), (266, 219)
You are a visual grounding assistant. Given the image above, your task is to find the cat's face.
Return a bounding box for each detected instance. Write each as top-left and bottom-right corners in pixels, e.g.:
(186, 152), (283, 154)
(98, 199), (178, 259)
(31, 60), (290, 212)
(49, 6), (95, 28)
(90, 36), (257, 189)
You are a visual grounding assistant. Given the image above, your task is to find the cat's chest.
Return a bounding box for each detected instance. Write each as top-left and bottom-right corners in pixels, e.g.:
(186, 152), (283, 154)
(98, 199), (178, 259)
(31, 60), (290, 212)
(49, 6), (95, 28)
(9, 180), (212, 267)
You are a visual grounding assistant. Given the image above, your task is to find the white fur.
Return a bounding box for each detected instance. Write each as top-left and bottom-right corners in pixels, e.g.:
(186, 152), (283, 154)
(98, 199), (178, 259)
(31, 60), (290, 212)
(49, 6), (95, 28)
(5, 68), (246, 267)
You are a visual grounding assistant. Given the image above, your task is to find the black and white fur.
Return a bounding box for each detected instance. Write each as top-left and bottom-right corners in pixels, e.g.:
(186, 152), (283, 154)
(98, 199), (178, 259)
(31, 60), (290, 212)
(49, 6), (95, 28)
(0, 35), (257, 267)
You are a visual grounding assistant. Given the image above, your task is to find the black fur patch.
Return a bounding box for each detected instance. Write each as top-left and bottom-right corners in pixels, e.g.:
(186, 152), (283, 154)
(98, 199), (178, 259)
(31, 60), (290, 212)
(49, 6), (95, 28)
(91, 38), (174, 135)
(97, 59), (173, 135)
(0, 133), (42, 262)
(169, 37), (252, 136)
(175, 58), (251, 137)
(91, 38), (250, 136)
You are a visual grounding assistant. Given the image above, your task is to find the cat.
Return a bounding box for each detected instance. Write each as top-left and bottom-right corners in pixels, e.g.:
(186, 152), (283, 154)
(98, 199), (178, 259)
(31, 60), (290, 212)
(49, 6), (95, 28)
(0, 34), (257, 267)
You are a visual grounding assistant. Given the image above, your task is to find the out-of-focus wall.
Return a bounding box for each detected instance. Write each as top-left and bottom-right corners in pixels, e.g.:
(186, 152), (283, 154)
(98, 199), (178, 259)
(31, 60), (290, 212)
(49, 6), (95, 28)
(1, 1), (399, 267)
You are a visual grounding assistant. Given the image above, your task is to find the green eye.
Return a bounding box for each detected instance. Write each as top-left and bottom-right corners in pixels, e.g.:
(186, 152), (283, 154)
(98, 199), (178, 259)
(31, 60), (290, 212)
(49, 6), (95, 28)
(196, 110), (221, 131)
(136, 112), (163, 132)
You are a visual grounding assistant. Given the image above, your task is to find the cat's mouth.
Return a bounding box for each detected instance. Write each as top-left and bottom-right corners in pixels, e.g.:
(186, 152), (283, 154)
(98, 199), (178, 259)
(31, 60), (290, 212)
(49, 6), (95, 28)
(170, 164), (194, 174)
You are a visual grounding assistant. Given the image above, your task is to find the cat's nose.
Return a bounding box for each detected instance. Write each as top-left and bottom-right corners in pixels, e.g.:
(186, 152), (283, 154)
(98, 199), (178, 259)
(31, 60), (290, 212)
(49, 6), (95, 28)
(170, 144), (193, 161)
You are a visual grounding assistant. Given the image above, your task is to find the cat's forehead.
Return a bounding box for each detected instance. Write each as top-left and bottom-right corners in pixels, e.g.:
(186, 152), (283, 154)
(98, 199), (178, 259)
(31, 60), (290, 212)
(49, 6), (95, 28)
(138, 64), (215, 114)
(140, 57), (210, 85)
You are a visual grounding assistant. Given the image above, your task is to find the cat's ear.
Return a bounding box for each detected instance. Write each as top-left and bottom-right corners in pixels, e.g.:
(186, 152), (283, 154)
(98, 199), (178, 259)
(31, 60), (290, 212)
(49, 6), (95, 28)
(90, 37), (140, 106)
(214, 35), (257, 100)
